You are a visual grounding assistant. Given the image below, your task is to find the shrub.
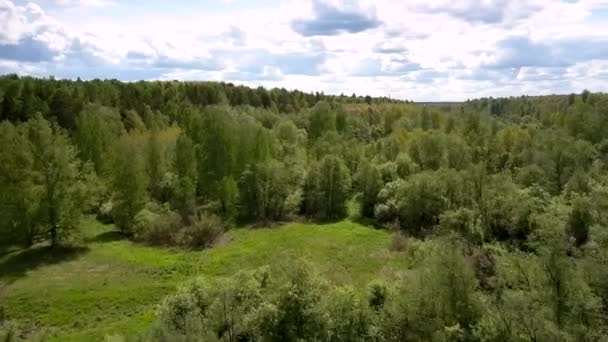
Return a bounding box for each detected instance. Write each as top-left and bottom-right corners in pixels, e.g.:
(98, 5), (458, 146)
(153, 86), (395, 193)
(151, 268), (274, 341)
(470, 248), (497, 291)
(481, 178), (540, 245)
(325, 287), (374, 340)
(368, 281), (388, 311)
(0, 321), (16, 342)
(268, 263), (328, 341)
(133, 205), (181, 246)
(374, 179), (404, 223)
(389, 232), (409, 252)
(155, 290), (203, 336)
(176, 212), (225, 249)
(439, 208), (483, 246)
(565, 171), (592, 197)
(96, 199), (114, 224)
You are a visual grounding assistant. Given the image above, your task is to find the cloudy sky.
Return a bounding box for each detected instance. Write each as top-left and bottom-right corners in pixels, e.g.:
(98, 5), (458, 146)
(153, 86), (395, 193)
(1, 0), (608, 101)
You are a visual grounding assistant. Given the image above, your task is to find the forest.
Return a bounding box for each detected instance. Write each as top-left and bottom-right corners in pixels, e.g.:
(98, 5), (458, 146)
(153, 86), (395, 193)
(1, 74), (608, 341)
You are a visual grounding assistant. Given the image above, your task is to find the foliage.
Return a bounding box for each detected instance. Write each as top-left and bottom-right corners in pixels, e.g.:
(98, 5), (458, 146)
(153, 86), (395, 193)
(2, 77), (608, 341)
(172, 133), (198, 221)
(305, 155), (352, 220)
(0, 115), (92, 247)
(176, 212), (225, 249)
(110, 134), (149, 234)
(566, 197), (593, 248)
(133, 204), (182, 246)
(355, 161), (382, 219)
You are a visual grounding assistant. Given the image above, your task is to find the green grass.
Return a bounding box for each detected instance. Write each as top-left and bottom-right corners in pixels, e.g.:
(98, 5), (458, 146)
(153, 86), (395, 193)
(0, 218), (413, 341)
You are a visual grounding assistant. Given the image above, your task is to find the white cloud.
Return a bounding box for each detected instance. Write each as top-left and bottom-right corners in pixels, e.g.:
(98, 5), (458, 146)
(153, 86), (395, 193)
(1, 0), (608, 100)
(53, 0), (115, 8)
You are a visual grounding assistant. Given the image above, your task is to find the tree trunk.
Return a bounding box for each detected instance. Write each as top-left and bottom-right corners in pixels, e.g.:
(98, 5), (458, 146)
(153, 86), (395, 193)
(50, 225), (57, 248)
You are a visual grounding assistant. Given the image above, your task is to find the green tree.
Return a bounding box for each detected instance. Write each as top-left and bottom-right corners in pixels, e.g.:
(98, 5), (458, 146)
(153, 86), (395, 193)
(146, 130), (164, 199)
(308, 101), (336, 141)
(0, 121), (38, 246)
(239, 159), (290, 222)
(218, 176), (239, 220)
(440, 208), (481, 247)
(566, 197), (593, 247)
(111, 135), (149, 233)
(395, 172), (447, 233)
(173, 133), (197, 221)
(305, 155), (351, 220)
(408, 130), (446, 170)
(272, 264), (327, 341)
(355, 161), (382, 218)
(26, 114), (89, 246)
(74, 104), (124, 174)
(49, 86), (77, 129)
(189, 106), (236, 197)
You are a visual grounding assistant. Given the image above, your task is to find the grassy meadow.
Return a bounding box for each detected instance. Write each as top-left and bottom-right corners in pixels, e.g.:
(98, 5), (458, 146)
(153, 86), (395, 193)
(0, 218), (414, 341)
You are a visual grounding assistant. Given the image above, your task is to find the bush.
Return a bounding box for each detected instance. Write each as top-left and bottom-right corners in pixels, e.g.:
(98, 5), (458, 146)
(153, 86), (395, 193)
(175, 212), (225, 249)
(368, 281), (388, 311)
(470, 247), (497, 291)
(374, 179), (404, 223)
(389, 232), (409, 252)
(0, 321), (16, 342)
(151, 267), (278, 341)
(325, 287), (374, 340)
(481, 177), (540, 245)
(133, 205), (181, 246)
(380, 239), (482, 340)
(96, 199), (114, 224)
(439, 208), (483, 246)
(131, 203), (225, 249)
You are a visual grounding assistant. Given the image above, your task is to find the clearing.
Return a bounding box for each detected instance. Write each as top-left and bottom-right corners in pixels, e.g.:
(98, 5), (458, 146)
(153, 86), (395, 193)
(0, 218), (412, 341)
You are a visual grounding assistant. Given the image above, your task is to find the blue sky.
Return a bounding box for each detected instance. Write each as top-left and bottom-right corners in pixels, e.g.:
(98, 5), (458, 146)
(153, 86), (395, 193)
(1, 0), (608, 101)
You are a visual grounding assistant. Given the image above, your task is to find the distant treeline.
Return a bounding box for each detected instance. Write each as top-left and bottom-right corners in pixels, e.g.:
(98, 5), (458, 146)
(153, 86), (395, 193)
(0, 74), (406, 128)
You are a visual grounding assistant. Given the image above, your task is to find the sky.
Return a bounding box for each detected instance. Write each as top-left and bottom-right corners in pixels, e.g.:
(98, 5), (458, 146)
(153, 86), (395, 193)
(1, 0), (608, 101)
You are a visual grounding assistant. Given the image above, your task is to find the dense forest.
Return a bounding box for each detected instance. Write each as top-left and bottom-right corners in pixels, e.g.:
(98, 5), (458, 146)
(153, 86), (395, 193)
(1, 74), (608, 341)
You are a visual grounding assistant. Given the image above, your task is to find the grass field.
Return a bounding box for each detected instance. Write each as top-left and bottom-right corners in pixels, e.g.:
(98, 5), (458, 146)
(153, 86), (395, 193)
(0, 218), (415, 341)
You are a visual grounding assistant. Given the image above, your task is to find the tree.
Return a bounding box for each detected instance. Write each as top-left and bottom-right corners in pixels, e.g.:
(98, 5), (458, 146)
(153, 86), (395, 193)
(189, 106), (236, 197)
(395, 171), (447, 233)
(111, 134), (149, 233)
(1, 81), (23, 122)
(395, 153), (418, 179)
(146, 130), (164, 199)
(305, 155), (351, 220)
(408, 130), (446, 170)
(239, 159), (291, 222)
(439, 208), (481, 247)
(49, 86), (77, 130)
(0, 122), (39, 246)
(308, 101), (336, 141)
(173, 133), (197, 221)
(218, 176), (239, 220)
(26, 114), (89, 246)
(355, 161), (382, 218)
(272, 264), (327, 341)
(581, 89), (590, 103)
(566, 197), (593, 247)
(74, 104), (124, 174)
(426, 240), (481, 334)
